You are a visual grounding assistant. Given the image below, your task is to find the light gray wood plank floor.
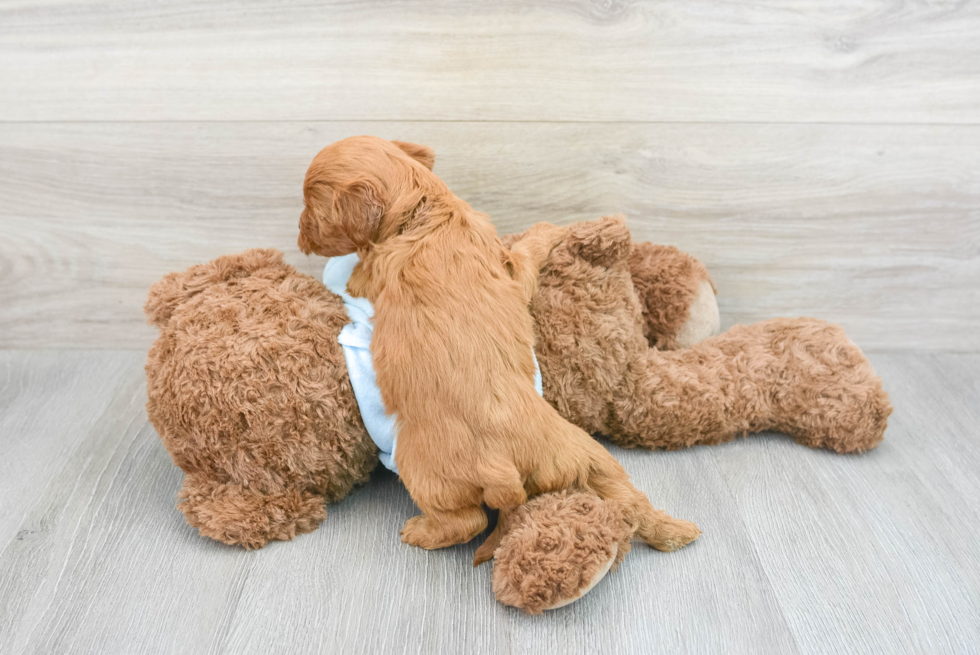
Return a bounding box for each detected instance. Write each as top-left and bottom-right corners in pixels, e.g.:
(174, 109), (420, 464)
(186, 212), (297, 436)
(1, 350), (977, 654)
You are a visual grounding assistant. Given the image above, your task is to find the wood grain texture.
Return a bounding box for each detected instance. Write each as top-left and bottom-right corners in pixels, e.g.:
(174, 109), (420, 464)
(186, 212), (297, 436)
(1, 351), (977, 654)
(1, 121), (977, 350)
(714, 352), (980, 654)
(0, 351), (143, 547)
(1, 0), (979, 123)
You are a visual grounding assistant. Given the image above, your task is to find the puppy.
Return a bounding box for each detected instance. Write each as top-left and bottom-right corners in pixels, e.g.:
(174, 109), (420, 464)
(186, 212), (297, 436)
(298, 136), (700, 553)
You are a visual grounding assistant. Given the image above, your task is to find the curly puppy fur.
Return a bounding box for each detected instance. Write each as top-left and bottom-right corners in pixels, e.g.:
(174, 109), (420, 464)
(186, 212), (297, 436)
(145, 248), (377, 549)
(296, 136), (700, 553)
(521, 216), (892, 453)
(485, 492), (632, 614)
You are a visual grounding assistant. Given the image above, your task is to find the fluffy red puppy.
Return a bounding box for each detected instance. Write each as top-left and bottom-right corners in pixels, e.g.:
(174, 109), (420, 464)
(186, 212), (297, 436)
(298, 136), (700, 552)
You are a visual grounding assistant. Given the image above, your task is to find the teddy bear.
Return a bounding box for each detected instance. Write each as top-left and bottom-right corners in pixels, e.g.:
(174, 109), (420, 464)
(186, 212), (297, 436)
(144, 215), (891, 612)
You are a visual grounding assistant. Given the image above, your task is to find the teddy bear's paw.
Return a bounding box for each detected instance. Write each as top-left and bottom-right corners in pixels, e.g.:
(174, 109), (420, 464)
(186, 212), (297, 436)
(543, 544), (619, 610)
(675, 279), (721, 348)
(648, 517), (701, 552)
(490, 491), (632, 614)
(176, 476), (328, 549)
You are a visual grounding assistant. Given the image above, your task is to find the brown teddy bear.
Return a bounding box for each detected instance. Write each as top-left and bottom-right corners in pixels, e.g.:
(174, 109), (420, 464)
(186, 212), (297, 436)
(144, 216), (890, 612)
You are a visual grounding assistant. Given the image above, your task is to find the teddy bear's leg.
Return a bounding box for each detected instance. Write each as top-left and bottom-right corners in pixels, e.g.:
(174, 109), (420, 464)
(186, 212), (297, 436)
(609, 317), (892, 453)
(628, 242), (720, 350)
(176, 474), (328, 550)
(481, 491), (632, 614)
(532, 217), (889, 455)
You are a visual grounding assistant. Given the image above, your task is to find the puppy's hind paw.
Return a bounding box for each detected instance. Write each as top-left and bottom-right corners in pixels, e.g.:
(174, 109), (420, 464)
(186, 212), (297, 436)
(400, 515), (442, 550)
(400, 508), (488, 550)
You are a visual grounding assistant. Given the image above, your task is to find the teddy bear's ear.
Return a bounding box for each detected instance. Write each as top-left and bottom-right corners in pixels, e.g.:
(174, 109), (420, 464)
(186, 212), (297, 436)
(332, 178), (386, 249)
(145, 249), (286, 328)
(145, 270), (191, 328)
(564, 215), (633, 268)
(392, 140), (436, 170)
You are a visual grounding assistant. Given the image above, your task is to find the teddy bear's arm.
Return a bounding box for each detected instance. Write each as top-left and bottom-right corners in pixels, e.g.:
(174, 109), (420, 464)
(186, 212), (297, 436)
(505, 219), (720, 350)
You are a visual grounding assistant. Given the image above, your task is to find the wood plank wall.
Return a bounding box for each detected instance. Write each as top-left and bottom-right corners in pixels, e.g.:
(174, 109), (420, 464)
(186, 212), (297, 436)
(1, 1), (978, 350)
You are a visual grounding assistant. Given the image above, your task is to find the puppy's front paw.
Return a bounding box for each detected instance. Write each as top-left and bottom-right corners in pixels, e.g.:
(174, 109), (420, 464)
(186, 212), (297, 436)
(651, 518), (701, 552)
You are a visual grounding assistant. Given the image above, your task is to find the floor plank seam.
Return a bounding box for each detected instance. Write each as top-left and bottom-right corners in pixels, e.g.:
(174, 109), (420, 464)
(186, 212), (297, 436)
(709, 440), (806, 655)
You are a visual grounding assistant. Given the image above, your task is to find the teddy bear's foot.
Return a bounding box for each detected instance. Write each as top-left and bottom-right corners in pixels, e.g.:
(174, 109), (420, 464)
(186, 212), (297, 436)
(177, 474), (327, 550)
(400, 507), (488, 550)
(725, 318), (892, 453)
(545, 544), (619, 610)
(487, 491), (631, 614)
(629, 242), (720, 350)
(607, 317), (890, 454)
(675, 279), (720, 348)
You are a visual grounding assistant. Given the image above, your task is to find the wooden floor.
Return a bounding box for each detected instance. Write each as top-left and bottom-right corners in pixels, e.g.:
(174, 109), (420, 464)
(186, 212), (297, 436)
(0, 350), (977, 654)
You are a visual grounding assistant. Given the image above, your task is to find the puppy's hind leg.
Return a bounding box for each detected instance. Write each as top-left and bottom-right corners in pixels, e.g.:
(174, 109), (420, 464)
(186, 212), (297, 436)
(469, 459), (526, 563)
(397, 421), (490, 550)
(479, 456), (527, 510)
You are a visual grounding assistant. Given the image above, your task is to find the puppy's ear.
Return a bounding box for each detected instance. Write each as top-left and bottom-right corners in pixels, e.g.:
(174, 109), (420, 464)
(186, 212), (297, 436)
(392, 140), (436, 170)
(333, 178), (385, 248)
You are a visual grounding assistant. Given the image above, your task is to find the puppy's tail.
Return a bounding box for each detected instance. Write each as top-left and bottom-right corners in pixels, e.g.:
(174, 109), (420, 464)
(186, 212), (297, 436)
(578, 437), (702, 553)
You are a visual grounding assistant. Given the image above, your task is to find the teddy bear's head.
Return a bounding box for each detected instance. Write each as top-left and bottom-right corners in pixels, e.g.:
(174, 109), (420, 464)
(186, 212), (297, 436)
(144, 248), (378, 548)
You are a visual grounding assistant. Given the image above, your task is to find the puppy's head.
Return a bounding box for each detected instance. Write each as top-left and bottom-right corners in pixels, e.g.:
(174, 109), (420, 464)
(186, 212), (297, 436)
(297, 136), (438, 257)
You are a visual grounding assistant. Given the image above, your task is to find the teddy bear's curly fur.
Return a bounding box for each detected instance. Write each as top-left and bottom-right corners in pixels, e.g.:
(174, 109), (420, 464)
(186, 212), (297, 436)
(145, 249), (377, 548)
(145, 215), (890, 609)
(487, 491), (632, 614)
(525, 216), (891, 455)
